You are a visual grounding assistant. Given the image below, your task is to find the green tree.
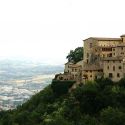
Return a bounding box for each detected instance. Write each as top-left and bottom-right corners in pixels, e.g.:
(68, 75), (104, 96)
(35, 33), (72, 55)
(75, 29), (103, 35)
(118, 77), (125, 87)
(73, 82), (101, 114)
(100, 107), (125, 125)
(42, 115), (73, 125)
(51, 80), (75, 97)
(14, 111), (30, 125)
(66, 47), (83, 63)
(79, 115), (97, 125)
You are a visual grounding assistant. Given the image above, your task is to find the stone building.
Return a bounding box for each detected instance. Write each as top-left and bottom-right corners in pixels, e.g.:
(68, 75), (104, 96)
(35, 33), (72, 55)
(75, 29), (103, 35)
(55, 60), (83, 83)
(55, 34), (125, 83)
(83, 34), (125, 82)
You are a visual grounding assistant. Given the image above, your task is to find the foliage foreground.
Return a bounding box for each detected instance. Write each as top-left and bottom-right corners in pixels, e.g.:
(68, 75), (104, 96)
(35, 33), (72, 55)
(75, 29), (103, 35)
(1, 78), (125, 125)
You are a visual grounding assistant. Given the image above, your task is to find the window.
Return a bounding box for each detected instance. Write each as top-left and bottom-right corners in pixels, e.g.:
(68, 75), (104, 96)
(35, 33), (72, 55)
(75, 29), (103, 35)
(90, 75), (92, 77)
(87, 59), (88, 63)
(119, 66), (122, 69)
(117, 73), (120, 77)
(109, 53), (112, 57)
(113, 66), (115, 71)
(109, 73), (113, 78)
(90, 43), (92, 48)
(113, 61), (115, 63)
(107, 66), (109, 70)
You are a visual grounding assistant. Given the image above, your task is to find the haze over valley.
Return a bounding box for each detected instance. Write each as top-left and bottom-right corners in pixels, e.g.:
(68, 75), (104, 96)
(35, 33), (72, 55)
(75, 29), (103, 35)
(0, 59), (63, 110)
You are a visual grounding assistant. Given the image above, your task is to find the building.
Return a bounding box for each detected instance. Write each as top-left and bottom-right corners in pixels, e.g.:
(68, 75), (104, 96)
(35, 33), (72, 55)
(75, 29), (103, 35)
(83, 34), (125, 82)
(55, 60), (83, 83)
(55, 34), (125, 84)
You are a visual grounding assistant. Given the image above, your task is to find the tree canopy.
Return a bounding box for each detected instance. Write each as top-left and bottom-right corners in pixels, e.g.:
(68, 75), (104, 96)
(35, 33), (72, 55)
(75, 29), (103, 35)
(1, 78), (125, 125)
(66, 47), (83, 63)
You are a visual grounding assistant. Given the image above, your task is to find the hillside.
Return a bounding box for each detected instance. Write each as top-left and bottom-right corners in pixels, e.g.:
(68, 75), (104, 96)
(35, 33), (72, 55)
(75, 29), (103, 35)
(1, 78), (125, 125)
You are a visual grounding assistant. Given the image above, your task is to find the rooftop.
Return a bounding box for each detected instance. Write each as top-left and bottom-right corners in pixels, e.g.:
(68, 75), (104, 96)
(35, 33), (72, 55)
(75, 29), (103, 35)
(120, 34), (125, 37)
(84, 37), (121, 41)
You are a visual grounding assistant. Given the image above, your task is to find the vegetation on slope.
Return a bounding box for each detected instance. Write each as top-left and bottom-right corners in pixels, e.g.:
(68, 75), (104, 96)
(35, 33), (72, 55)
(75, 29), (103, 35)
(1, 78), (125, 125)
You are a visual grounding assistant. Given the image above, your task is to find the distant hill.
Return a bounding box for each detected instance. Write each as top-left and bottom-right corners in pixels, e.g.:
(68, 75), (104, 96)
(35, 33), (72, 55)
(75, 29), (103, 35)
(0, 59), (64, 110)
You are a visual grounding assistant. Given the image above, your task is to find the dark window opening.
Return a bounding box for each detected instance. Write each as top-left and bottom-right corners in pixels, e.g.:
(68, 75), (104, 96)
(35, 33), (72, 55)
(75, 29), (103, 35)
(90, 43), (92, 48)
(117, 73), (120, 77)
(109, 73), (113, 78)
(107, 66), (109, 69)
(119, 66), (122, 69)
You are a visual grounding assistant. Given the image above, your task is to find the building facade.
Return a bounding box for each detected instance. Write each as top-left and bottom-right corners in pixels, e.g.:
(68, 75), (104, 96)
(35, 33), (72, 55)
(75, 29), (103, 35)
(83, 34), (125, 82)
(55, 34), (125, 84)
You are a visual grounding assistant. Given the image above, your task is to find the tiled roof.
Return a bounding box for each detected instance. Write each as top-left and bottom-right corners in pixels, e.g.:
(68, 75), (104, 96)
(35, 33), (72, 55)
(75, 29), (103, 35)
(121, 34), (125, 37)
(84, 37), (121, 41)
(65, 62), (73, 65)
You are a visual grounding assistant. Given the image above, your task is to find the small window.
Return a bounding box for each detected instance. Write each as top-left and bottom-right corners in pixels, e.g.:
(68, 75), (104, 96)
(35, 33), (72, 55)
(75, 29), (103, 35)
(90, 43), (92, 48)
(87, 59), (88, 64)
(90, 75), (92, 77)
(107, 66), (109, 70)
(117, 73), (120, 77)
(119, 61), (121, 63)
(109, 73), (113, 78)
(119, 66), (122, 69)
(113, 66), (115, 71)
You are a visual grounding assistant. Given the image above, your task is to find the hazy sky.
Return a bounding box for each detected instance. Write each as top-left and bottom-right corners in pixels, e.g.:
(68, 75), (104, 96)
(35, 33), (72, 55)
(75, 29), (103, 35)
(0, 0), (125, 64)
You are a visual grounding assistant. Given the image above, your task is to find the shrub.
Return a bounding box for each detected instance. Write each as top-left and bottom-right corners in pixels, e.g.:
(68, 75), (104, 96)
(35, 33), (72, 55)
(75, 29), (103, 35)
(51, 80), (75, 97)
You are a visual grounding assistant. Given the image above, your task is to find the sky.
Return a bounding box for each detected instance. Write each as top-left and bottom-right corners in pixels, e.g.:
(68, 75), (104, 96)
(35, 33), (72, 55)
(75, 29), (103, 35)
(0, 0), (125, 64)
